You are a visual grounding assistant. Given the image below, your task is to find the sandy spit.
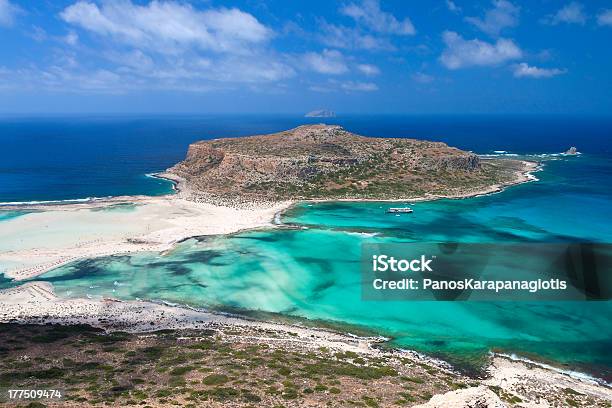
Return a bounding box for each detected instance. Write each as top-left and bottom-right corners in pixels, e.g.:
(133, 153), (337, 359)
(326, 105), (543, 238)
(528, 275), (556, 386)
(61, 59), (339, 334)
(0, 195), (291, 281)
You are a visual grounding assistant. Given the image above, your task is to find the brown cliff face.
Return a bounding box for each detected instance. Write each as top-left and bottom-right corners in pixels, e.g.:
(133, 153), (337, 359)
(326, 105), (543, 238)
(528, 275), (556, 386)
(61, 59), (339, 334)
(168, 125), (521, 202)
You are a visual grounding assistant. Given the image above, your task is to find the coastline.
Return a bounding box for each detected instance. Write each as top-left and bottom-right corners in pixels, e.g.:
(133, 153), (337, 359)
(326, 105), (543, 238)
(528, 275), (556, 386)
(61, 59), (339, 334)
(0, 195), (292, 281)
(1, 282), (610, 407)
(305, 159), (540, 204)
(0, 158), (537, 282)
(8, 157), (609, 407)
(1, 157), (611, 404)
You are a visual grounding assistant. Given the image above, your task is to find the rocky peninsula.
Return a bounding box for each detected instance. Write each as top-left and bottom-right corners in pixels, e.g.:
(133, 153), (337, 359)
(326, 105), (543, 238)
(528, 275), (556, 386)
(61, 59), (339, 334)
(0, 125), (537, 281)
(166, 124), (535, 204)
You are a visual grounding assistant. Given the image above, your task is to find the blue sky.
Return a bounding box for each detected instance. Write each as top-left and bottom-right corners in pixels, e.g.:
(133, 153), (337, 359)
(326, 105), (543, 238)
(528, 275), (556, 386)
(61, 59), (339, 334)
(0, 0), (611, 114)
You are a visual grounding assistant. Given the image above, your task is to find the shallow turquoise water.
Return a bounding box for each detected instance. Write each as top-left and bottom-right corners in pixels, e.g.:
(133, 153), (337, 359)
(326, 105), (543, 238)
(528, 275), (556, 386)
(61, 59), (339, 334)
(283, 157), (612, 243)
(0, 211), (30, 222)
(23, 154), (612, 380)
(37, 231), (612, 376)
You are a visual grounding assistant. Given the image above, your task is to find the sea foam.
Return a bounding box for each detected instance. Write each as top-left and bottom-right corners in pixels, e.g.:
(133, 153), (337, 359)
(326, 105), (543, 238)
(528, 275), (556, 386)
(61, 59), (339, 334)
(495, 352), (611, 387)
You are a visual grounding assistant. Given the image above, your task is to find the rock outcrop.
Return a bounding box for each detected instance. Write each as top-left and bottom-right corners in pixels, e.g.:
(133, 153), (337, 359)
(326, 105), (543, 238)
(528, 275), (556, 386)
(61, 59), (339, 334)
(564, 146), (578, 155)
(168, 124), (524, 202)
(414, 386), (507, 408)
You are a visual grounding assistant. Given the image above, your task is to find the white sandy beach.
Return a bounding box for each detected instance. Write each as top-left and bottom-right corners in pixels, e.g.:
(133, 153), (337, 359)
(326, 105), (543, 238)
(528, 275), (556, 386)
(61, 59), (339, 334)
(0, 195), (291, 281)
(0, 282), (379, 353)
(0, 159), (537, 282)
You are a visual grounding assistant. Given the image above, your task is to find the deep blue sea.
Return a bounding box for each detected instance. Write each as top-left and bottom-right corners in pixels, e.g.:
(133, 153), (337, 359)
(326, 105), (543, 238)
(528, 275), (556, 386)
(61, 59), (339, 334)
(1, 115), (611, 380)
(0, 115), (610, 202)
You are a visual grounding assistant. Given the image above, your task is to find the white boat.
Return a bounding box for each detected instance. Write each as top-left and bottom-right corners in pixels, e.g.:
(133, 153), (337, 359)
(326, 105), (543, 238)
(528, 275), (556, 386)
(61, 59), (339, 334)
(386, 207), (413, 213)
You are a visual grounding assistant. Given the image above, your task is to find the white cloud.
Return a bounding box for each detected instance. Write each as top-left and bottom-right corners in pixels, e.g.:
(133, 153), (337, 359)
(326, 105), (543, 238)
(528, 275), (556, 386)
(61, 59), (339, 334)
(597, 9), (612, 26)
(303, 49), (348, 75)
(308, 79), (378, 93)
(340, 0), (415, 35)
(446, 0), (461, 13)
(465, 0), (520, 36)
(60, 0), (271, 54)
(104, 50), (154, 71)
(340, 80), (378, 92)
(317, 1), (412, 51)
(0, 1), (295, 93)
(308, 84), (333, 93)
(440, 31), (522, 69)
(20, 0), (295, 92)
(412, 72), (434, 83)
(543, 2), (587, 25)
(0, 52), (295, 93)
(318, 21), (393, 51)
(214, 58), (294, 83)
(3, 65), (125, 93)
(357, 64), (380, 76)
(153, 56), (294, 84)
(513, 63), (566, 78)
(64, 30), (79, 46)
(29, 26), (48, 42)
(0, 0), (19, 27)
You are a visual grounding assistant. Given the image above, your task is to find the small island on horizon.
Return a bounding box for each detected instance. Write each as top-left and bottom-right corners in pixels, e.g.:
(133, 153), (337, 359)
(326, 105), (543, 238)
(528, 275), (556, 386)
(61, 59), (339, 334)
(305, 109), (336, 118)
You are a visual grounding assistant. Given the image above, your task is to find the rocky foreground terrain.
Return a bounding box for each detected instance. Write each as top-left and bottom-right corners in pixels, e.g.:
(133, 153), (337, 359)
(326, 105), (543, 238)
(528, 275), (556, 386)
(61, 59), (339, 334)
(2, 323), (610, 408)
(167, 124), (532, 203)
(1, 282), (610, 408)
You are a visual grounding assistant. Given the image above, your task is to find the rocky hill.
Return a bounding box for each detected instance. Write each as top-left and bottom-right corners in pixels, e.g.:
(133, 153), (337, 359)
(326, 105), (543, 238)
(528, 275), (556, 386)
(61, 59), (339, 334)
(167, 125), (530, 203)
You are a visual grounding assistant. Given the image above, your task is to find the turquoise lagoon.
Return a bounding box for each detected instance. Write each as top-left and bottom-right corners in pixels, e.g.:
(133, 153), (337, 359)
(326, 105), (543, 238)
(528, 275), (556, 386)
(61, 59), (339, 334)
(20, 154), (612, 381)
(0, 211), (30, 222)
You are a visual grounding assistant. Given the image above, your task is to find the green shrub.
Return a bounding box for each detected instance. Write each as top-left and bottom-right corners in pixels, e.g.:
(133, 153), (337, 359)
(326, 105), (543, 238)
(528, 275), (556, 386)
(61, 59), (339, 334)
(203, 374), (229, 385)
(278, 367), (291, 376)
(209, 387), (239, 402)
(281, 388), (299, 400)
(169, 366), (193, 376)
(402, 376), (424, 384)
